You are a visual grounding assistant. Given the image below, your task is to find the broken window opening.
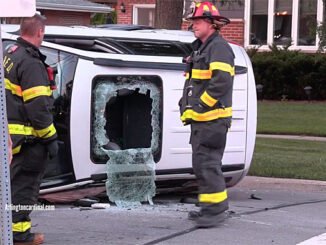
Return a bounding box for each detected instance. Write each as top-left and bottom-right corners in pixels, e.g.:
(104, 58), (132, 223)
(105, 88), (153, 150)
(91, 76), (162, 207)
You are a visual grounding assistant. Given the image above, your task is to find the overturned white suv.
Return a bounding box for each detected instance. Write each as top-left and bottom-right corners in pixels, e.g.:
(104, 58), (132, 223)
(2, 25), (257, 194)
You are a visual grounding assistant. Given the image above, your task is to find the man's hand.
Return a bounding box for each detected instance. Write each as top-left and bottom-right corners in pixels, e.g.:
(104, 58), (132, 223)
(46, 140), (59, 159)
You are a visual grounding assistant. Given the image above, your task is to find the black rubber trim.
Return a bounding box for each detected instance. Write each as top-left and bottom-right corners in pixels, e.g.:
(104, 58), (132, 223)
(235, 66), (248, 74)
(94, 58), (186, 70)
(89, 164), (244, 181)
(156, 164), (244, 175)
(91, 174), (107, 181)
(222, 164), (245, 172)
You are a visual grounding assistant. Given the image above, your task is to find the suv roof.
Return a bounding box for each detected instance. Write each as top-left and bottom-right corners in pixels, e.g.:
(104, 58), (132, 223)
(1, 25), (195, 42)
(1, 25), (194, 57)
(48, 26), (195, 56)
(91, 24), (154, 31)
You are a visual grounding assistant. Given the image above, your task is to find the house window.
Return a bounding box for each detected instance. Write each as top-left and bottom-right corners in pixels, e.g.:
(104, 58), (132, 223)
(298, 0), (317, 46)
(245, 0), (324, 51)
(274, 0), (293, 45)
(250, 0), (268, 44)
(133, 4), (155, 27)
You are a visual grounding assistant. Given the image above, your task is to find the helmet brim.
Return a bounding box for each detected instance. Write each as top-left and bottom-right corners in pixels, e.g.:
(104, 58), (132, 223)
(187, 15), (230, 25)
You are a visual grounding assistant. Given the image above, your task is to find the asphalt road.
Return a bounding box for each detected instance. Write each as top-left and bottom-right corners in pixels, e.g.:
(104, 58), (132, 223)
(31, 176), (326, 245)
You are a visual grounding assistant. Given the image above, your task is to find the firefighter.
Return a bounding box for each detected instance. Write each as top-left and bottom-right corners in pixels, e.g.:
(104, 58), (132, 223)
(3, 14), (58, 245)
(179, 1), (235, 228)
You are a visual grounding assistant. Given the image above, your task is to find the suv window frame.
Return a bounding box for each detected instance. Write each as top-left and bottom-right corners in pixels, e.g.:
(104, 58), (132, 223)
(44, 35), (192, 57)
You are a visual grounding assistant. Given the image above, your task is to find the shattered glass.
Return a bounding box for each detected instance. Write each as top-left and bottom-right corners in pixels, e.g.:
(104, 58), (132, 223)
(93, 76), (160, 207)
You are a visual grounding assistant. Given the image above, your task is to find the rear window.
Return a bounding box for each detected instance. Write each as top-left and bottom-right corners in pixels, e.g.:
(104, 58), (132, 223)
(118, 40), (191, 57)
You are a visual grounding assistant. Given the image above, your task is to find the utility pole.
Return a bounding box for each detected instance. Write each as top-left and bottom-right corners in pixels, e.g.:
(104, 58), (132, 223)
(0, 24), (13, 245)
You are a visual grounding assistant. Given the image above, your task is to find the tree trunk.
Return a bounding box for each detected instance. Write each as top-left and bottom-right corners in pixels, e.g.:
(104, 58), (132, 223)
(154, 0), (184, 29)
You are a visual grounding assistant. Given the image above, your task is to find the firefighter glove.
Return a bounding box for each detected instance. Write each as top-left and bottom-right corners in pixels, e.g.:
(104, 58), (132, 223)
(46, 140), (59, 159)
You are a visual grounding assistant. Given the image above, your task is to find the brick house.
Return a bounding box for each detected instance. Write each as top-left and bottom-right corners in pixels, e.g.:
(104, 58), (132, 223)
(115, 0), (244, 45)
(245, 0), (323, 52)
(116, 0), (324, 52)
(2, 0), (113, 26)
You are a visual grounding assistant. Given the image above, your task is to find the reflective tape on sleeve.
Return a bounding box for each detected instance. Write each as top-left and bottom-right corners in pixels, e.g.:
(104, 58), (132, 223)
(200, 91), (218, 107)
(22, 85), (52, 102)
(210, 62), (235, 76)
(4, 78), (22, 97)
(9, 124), (35, 136)
(9, 123), (56, 139)
(12, 145), (22, 155)
(34, 123), (56, 138)
(191, 69), (212, 79)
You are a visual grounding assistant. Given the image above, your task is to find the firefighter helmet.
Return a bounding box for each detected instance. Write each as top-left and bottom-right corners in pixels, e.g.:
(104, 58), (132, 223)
(187, 1), (230, 25)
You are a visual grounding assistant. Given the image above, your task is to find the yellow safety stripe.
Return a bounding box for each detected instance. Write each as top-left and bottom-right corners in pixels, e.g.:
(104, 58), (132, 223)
(191, 69), (212, 79)
(4, 78), (22, 97)
(9, 124), (34, 136)
(181, 107), (232, 122)
(4, 79), (52, 101)
(189, 62), (234, 80)
(200, 91), (218, 107)
(210, 62), (235, 76)
(199, 190), (228, 204)
(185, 72), (190, 79)
(22, 86), (52, 102)
(12, 221), (31, 232)
(12, 145), (22, 155)
(34, 123), (56, 138)
(9, 123), (56, 139)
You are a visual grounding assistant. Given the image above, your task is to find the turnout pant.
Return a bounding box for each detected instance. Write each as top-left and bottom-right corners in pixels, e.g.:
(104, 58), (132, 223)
(10, 143), (47, 242)
(191, 118), (230, 216)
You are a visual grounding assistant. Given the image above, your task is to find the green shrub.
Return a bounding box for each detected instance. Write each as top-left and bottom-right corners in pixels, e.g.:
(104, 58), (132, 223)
(91, 13), (107, 26)
(248, 47), (326, 100)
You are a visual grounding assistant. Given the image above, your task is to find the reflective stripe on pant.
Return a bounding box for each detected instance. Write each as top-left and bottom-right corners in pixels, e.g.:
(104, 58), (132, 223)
(191, 118), (230, 216)
(10, 143), (46, 242)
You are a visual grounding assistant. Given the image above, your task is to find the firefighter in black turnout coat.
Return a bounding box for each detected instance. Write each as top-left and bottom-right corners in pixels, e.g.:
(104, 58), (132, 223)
(179, 1), (235, 228)
(3, 14), (58, 245)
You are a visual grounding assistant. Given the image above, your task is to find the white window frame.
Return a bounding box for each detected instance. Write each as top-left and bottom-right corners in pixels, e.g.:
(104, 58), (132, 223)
(132, 4), (156, 26)
(245, 0), (324, 52)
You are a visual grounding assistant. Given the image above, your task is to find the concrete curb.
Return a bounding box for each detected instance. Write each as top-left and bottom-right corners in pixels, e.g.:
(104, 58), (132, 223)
(237, 176), (326, 192)
(256, 134), (326, 142)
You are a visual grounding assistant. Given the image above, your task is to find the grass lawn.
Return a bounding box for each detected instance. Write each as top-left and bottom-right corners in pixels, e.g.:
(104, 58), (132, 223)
(249, 137), (326, 181)
(257, 101), (326, 137)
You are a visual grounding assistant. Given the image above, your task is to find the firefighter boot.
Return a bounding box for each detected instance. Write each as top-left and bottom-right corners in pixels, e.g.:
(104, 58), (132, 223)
(14, 233), (44, 245)
(195, 212), (226, 228)
(188, 210), (202, 220)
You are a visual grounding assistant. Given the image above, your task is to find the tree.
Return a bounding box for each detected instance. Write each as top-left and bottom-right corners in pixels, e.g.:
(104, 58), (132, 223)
(154, 0), (184, 29)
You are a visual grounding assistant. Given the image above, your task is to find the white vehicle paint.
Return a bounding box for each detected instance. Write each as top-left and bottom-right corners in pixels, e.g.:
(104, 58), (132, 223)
(1, 26), (257, 194)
